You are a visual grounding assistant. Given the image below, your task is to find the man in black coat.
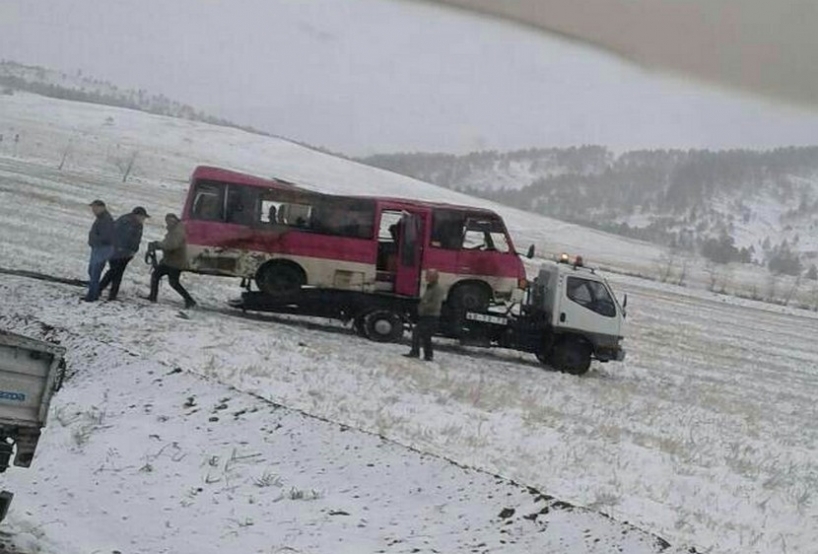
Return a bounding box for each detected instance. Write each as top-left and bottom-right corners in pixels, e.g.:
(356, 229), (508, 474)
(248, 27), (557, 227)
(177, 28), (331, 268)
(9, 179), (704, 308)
(100, 206), (149, 301)
(83, 200), (115, 302)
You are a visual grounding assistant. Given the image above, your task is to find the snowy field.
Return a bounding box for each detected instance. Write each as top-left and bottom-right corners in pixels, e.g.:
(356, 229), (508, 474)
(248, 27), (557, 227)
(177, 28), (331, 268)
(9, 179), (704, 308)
(0, 291), (683, 554)
(1, 93), (817, 553)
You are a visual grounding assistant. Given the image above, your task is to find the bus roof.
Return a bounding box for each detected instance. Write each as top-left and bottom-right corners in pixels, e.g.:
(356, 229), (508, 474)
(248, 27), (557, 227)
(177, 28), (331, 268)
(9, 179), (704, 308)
(191, 165), (500, 216)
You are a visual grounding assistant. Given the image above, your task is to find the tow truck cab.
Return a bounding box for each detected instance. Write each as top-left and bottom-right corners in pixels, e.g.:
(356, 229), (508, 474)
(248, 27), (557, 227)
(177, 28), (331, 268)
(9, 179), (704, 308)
(529, 256), (626, 370)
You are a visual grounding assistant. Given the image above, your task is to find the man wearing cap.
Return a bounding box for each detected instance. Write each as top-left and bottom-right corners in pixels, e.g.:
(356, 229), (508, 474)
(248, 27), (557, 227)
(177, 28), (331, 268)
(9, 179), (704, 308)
(146, 213), (196, 309)
(99, 206), (149, 301)
(84, 200), (115, 302)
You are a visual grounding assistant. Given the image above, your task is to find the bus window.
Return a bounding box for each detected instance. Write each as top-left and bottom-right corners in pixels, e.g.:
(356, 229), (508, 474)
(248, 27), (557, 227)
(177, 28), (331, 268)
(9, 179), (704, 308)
(311, 198), (375, 239)
(462, 218), (511, 253)
(377, 210), (404, 273)
(191, 181), (226, 222)
(225, 185), (257, 226)
(279, 202), (312, 227)
(431, 209), (465, 250)
(260, 199), (281, 224)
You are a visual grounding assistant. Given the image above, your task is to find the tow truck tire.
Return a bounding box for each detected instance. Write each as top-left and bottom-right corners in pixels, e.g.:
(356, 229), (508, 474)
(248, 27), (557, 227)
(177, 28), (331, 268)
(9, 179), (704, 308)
(255, 262), (305, 296)
(549, 338), (592, 375)
(363, 310), (405, 343)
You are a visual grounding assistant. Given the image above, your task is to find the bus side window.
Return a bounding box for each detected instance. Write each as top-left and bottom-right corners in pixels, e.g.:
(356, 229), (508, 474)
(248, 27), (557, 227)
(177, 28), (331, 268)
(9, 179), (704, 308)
(259, 198), (281, 224)
(225, 185), (256, 226)
(191, 182), (225, 221)
(431, 209), (465, 250)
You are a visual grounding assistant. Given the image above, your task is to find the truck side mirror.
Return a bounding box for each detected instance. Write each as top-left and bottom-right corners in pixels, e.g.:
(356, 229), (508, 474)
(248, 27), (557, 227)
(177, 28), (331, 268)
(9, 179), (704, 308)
(622, 294), (628, 318)
(526, 244), (535, 259)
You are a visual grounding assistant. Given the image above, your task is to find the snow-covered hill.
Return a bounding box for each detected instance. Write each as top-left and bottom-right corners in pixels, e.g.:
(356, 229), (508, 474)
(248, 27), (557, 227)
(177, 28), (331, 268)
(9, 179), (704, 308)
(0, 60), (263, 134)
(360, 147), (818, 276)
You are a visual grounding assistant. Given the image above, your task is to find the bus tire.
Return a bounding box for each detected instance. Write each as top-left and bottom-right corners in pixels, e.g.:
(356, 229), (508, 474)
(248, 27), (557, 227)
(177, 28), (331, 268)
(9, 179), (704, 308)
(255, 261), (305, 296)
(549, 337), (592, 375)
(448, 282), (491, 316)
(363, 310), (405, 343)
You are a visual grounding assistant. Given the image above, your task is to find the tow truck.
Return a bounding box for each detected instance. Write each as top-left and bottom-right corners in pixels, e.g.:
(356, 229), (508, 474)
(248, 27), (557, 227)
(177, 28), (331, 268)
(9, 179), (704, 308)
(232, 253), (626, 375)
(450, 254), (626, 374)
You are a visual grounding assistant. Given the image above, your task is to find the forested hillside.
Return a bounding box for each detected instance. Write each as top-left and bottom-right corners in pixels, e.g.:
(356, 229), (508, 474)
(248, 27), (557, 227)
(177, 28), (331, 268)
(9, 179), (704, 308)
(360, 146), (818, 277)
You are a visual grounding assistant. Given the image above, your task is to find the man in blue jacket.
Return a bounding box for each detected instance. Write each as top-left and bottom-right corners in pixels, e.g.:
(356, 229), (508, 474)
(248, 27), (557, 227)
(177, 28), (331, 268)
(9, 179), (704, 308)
(100, 206), (149, 301)
(83, 200), (115, 302)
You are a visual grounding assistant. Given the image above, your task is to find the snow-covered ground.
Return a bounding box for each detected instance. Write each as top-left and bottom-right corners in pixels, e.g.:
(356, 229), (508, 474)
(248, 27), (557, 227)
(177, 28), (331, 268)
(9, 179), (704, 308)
(0, 289), (684, 554)
(1, 93), (818, 553)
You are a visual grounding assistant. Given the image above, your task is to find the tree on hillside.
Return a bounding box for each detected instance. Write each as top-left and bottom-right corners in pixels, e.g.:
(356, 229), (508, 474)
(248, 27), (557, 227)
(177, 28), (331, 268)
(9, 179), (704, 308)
(767, 241), (803, 276)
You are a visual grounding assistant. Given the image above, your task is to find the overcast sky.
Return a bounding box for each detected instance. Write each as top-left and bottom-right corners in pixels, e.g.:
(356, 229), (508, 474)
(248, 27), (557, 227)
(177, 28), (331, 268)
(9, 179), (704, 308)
(2, 0), (817, 156)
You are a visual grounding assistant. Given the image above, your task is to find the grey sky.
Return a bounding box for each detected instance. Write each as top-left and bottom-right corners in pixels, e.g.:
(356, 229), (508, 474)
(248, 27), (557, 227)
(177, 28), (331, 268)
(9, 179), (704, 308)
(1, 0), (816, 155)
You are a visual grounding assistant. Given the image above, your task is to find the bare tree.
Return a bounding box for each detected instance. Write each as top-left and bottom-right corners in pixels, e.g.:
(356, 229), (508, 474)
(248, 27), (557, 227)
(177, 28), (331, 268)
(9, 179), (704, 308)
(676, 259), (688, 287)
(657, 250), (677, 283)
(765, 273), (779, 304)
(58, 139), (73, 170)
(783, 274), (802, 306)
(704, 261), (720, 292)
(114, 150), (139, 183)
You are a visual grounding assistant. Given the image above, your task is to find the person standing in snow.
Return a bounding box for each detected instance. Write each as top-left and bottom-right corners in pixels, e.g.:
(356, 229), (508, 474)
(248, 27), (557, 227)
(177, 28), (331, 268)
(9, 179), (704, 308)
(83, 199), (115, 302)
(146, 213), (196, 309)
(99, 206), (149, 301)
(405, 269), (447, 361)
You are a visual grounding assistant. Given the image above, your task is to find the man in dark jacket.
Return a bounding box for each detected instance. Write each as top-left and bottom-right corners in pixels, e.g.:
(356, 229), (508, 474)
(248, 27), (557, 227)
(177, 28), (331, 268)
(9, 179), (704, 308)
(147, 214), (196, 308)
(83, 200), (115, 302)
(405, 269), (447, 361)
(99, 206), (149, 301)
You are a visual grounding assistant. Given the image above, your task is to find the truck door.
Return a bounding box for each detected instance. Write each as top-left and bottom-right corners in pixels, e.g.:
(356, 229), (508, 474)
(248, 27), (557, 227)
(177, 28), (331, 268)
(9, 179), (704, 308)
(395, 212), (425, 297)
(557, 275), (621, 336)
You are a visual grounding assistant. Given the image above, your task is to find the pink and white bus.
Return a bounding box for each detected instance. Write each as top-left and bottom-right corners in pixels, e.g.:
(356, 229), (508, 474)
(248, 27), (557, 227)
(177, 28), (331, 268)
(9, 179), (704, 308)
(181, 166), (528, 312)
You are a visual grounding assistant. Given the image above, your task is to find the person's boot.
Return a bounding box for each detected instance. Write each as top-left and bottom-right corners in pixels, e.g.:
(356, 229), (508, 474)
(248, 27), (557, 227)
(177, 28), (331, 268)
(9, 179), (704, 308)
(403, 351), (420, 359)
(184, 299), (197, 309)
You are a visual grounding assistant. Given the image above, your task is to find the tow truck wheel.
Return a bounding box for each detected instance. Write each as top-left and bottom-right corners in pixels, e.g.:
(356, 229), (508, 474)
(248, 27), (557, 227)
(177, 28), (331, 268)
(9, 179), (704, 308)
(363, 310), (405, 343)
(549, 339), (592, 375)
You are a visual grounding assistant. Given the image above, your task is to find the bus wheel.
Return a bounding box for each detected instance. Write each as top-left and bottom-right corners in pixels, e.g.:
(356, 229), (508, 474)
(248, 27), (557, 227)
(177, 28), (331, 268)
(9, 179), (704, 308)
(550, 338), (592, 376)
(255, 262), (305, 296)
(448, 283), (491, 315)
(363, 310), (404, 343)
